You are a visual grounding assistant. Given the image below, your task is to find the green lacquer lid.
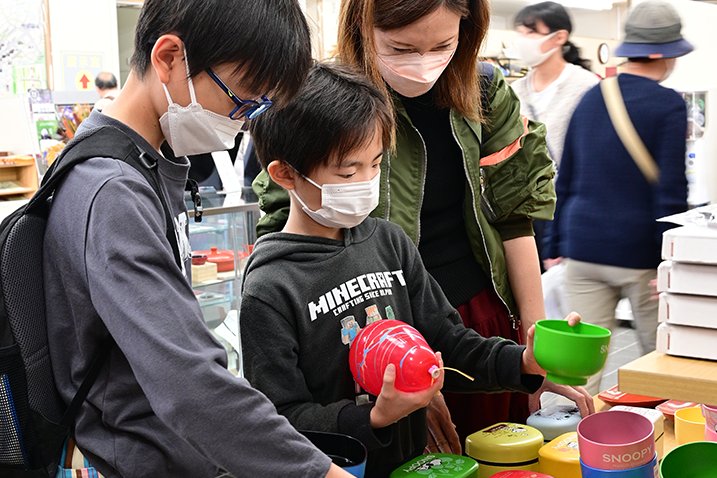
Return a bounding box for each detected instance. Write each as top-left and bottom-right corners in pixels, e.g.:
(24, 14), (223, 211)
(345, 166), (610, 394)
(390, 453), (479, 477)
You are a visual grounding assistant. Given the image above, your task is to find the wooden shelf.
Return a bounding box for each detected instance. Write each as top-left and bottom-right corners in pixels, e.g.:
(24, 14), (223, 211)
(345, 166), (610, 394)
(618, 351), (717, 405)
(0, 162), (38, 199)
(0, 187), (33, 197)
(0, 162), (35, 168)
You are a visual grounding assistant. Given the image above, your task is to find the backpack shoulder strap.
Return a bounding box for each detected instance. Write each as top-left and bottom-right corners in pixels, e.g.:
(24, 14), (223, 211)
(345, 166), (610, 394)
(59, 334), (115, 427)
(40, 125), (183, 267)
(478, 61), (496, 113)
(478, 61), (496, 83)
(601, 76), (661, 184)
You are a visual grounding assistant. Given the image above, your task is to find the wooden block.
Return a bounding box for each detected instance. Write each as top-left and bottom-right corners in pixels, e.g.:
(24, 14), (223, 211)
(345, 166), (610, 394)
(619, 351), (717, 406)
(192, 261), (218, 286)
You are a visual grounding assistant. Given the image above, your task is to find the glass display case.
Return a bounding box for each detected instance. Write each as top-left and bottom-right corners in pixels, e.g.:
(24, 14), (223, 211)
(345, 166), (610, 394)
(186, 191), (260, 377)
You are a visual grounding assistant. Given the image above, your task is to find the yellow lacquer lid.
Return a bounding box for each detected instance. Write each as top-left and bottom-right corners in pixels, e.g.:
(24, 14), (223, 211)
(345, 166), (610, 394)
(539, 432), (581, 478)
(465, 423), (544, 465)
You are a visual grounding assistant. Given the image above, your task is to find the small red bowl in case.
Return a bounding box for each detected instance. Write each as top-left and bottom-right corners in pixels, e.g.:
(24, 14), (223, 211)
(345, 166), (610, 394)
(193, 247), (235, 272)
(191, 255), (207, 266)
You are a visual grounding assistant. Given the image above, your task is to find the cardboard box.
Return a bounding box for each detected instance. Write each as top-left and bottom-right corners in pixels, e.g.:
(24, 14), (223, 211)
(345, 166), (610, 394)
(657, 261), (717, 297)
(656, 322), (717, 361)
(662, 225), (717, 265)
(659, 292), (717, 329)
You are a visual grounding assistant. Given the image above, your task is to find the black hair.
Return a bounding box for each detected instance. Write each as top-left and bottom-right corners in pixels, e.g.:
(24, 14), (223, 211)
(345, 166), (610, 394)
(95, 72), (118, 90)
(130, 0), (312, 104)
(515, 1), (592, 71)
(251, 62), (395, 177)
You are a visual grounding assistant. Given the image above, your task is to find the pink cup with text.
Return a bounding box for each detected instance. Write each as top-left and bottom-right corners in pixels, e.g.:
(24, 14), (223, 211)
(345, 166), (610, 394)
(702, 404), (717, 433)
(577, 410), (655, 471)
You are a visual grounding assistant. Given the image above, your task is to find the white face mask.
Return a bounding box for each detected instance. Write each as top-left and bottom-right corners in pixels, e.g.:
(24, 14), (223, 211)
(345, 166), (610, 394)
(290, 173), (381, 229)
(514, 32), (558, 67)
(159, 51), (244, 157)
(660, 59), (676, 83)
(377, 48), (456, 98)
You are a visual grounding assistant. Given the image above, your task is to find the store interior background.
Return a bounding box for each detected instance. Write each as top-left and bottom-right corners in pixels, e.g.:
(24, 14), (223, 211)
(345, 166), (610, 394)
(2, 0), (717, 392)
(3, 0), (717, 160)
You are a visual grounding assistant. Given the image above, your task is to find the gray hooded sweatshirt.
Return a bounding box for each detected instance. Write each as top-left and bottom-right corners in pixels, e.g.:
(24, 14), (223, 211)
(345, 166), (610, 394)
(240, 217), (542, 478)
(43, 111), (331, 478)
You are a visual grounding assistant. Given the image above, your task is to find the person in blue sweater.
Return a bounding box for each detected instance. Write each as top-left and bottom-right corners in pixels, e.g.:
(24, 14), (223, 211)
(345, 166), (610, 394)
(544, 0), (690, 395)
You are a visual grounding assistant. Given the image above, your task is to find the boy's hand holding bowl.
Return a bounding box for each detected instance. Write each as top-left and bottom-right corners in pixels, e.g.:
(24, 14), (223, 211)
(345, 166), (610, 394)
(522, 312), (608, 417)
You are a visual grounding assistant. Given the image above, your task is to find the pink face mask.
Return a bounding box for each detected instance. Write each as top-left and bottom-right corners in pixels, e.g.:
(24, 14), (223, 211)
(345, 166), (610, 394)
(377, 48), (457, 98)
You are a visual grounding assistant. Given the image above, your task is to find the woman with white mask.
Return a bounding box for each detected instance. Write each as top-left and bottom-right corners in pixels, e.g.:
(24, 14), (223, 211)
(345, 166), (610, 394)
(511, 1), (599, 270)
(253, 0), (595, 455)
(512, 2), (599, 169)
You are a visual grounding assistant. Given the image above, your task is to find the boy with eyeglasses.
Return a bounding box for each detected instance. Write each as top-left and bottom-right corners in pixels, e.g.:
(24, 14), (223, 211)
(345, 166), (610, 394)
(43, 1), (353, 477)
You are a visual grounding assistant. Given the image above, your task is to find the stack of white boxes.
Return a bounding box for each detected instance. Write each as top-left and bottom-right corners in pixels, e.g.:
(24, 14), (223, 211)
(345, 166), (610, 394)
(656, 224), (717, 360)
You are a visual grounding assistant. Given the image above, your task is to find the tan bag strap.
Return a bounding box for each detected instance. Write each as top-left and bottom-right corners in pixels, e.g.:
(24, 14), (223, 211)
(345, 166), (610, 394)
(601, 76), (661, 184)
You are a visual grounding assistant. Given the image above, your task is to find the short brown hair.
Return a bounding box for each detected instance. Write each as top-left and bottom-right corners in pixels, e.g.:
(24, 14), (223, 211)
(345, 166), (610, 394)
(251, 62), (395, 177)
(337, 0), (490, 122)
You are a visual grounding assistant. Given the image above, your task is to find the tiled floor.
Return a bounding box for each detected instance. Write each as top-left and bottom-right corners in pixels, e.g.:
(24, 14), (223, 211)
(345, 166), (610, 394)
(598, 321), (643, 392)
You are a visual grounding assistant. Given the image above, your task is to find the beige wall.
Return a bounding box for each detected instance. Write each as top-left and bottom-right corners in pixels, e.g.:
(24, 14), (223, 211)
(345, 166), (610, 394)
(116, 6), (141, 87)
(48, 0), (121, 91)
(490, 4), (628, 41)
(0, 97), (36, 155)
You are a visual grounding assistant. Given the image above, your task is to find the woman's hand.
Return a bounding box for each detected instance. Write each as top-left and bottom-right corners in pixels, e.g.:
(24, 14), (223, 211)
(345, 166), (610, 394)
(425, 391), (461, 455)
(528, 380), (595, 417)
(370, 352), (445, 429)
(521, 311), (581, 375)
(522, 311), (595, 417)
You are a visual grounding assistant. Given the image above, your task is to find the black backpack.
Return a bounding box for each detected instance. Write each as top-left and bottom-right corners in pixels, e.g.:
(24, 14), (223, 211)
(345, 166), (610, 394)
(0, 125), (190, 477)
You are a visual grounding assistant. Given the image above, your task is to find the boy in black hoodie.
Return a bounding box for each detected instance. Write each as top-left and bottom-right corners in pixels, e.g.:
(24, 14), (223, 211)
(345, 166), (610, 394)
(241, 63), (590, 478)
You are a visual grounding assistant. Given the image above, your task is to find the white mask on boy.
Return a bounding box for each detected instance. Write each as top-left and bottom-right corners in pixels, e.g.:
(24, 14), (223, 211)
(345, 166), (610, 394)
(159, 50), (244, 157)
(290, 173), (381, 229)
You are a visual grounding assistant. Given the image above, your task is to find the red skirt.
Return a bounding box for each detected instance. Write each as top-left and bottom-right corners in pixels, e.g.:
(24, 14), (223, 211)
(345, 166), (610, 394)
(442, 286), (530, 446)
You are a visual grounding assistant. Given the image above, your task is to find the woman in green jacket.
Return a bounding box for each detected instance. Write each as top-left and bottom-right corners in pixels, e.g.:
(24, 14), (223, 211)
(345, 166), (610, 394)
(253, 0), (593, 450)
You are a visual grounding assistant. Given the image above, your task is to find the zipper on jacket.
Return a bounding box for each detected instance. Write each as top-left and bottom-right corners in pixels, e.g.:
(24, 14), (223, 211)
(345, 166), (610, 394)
(384, 152), (391, 220)
(410, 123), (428, 247)
(479, 169), (497, 219)
(450, 116), (513, 316)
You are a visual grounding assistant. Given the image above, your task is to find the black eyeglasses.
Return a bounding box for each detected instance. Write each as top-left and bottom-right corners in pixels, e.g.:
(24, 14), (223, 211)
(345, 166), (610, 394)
(205, 68), (273, 120)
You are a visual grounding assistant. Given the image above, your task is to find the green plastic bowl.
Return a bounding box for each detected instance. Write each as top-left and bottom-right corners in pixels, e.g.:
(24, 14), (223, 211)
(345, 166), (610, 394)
(660, 441), (717, 477)
(533, 320), (611, 386)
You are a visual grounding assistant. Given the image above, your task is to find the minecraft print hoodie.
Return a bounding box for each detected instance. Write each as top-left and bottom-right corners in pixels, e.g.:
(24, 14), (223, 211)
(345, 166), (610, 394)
(240, 217), (543, 477)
